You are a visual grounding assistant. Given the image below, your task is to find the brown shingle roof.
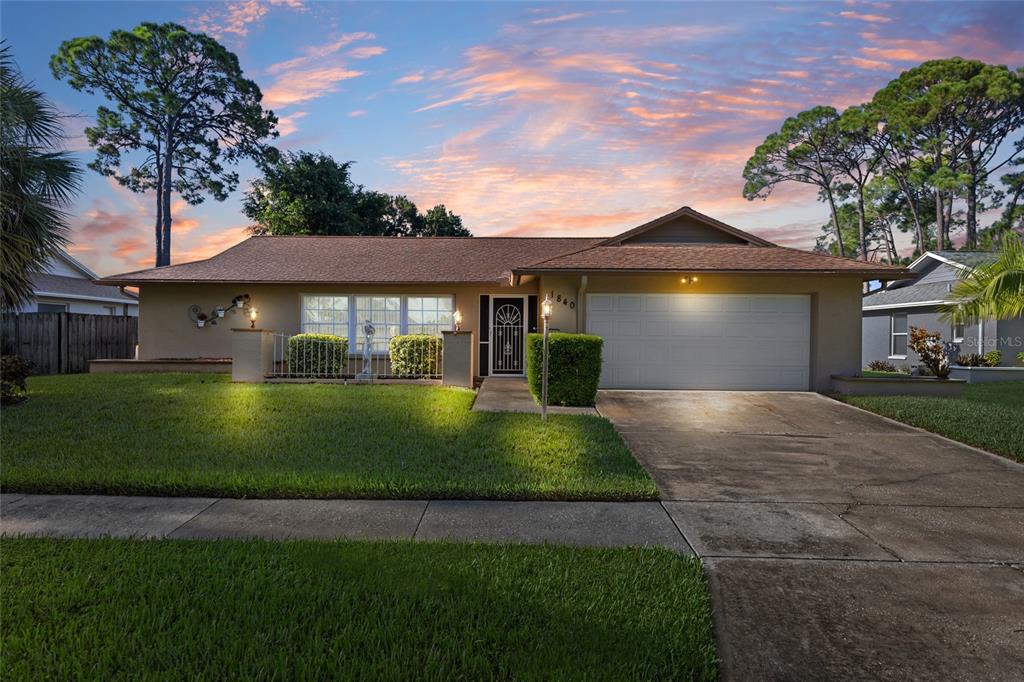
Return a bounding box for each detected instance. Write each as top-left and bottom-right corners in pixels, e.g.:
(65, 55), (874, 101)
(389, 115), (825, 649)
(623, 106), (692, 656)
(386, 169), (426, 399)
(99, 236), (607, 285)
(515, 244), (912, 279)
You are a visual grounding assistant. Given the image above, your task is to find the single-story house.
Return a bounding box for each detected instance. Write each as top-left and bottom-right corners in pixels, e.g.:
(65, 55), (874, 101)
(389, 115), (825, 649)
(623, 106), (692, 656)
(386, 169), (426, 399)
(17, 251), (138, 316)
(99, 206), (908, 391)
(862, 250), (1023, 368)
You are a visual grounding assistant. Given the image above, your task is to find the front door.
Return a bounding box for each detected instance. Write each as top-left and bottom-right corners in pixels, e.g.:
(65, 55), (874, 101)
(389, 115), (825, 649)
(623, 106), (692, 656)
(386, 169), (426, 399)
(491, 297), (525, 374)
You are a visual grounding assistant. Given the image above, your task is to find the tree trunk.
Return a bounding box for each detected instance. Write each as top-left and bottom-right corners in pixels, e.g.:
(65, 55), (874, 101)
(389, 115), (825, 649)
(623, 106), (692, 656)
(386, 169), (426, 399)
(856, 189), (868, 261)
(153, 142), (164, 267)
(935, 189), (946, 251)
(153, 185), (163, 267)
(159, 130), (174, 267)
(825, 189), (845, 258)
(965, 155), (978, 249)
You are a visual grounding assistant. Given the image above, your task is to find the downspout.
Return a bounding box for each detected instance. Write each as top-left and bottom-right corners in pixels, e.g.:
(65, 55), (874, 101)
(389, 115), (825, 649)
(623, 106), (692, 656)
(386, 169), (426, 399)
(577, 275), (588, 333)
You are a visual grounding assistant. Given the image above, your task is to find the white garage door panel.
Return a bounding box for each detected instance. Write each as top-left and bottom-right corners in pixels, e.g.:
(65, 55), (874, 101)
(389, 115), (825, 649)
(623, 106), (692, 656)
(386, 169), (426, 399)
(587, 294), (810, 390)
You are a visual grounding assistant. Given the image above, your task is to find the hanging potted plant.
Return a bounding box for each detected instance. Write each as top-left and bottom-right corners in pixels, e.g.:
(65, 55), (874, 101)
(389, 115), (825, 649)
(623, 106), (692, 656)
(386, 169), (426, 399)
(197, 313), (208, 328)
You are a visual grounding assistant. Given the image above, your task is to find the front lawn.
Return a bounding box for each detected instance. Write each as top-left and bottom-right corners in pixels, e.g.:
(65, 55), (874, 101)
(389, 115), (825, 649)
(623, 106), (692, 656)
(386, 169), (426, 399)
(1, 538), (717, 680)
(0, 374), (656, 500)
(840, 381), (1024, 462)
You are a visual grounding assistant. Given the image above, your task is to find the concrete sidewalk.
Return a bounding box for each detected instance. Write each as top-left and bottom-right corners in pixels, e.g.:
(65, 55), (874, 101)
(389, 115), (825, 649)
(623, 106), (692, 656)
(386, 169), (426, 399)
(471, 377), (599, 416)
(0, 493), (690, 552)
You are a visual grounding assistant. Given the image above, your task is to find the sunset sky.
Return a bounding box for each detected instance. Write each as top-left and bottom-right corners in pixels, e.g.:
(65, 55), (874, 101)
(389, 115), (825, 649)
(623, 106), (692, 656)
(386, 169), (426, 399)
(3, 1), (1023, 275)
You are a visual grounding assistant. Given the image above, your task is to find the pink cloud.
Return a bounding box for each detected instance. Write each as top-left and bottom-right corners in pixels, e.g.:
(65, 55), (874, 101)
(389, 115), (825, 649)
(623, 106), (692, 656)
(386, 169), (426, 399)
(394, 72), (425, 85)
(531, 13), (588, 26)
(838, 10), (892, 24)
(263, 67), (364, 108)
(347, 46), (387, 59)
(348, 109), (368, 118)
(188, 0), (307, 41)
(841, 56), (893, 71)
(277, 111), (309, 136)
(777, 70), (810, 79)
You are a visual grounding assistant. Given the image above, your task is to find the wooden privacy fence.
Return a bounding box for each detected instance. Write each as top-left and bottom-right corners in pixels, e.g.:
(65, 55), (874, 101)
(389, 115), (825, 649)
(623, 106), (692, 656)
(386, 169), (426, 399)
(1, 313), (138, 375)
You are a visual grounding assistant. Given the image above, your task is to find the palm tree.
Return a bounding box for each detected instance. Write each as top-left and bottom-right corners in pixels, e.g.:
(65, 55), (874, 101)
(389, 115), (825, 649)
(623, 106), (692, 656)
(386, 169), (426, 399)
(1, 43), (81, 310)
(940, 232), (1024, 324)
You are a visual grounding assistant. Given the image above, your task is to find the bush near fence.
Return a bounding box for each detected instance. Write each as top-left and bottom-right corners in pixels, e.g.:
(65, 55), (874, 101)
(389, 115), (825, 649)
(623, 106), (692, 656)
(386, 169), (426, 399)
(526, 333), (603, 407)
(388, 334), (442, 378)
(287, 334), (348, 376)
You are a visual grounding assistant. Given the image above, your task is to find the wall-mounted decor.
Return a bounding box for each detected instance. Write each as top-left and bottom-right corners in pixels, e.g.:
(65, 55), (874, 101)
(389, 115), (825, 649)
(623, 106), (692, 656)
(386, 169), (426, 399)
(188, 294), (251, 328)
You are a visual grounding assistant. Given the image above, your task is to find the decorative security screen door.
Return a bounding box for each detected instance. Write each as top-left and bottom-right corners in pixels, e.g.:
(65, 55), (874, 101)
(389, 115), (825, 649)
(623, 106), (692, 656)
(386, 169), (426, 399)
(491, 297), (525, 374)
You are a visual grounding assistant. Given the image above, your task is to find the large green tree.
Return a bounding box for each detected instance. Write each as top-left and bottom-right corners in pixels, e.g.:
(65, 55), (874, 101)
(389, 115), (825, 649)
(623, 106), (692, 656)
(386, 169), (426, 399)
(51, 22), (277, 266)
(871, 58), (1024, 248)
(743, 106), (847, 257)
(244, 151), (471, 237)
(1, 44), (81, 310)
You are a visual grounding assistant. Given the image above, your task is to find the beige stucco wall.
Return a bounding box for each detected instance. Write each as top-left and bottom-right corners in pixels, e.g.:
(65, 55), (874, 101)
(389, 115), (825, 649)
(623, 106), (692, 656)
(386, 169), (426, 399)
(538, 274), (583, 333)
(137, 273), (864, 390)
(580, 273), (865, 392)
(136, 281), (538, 378)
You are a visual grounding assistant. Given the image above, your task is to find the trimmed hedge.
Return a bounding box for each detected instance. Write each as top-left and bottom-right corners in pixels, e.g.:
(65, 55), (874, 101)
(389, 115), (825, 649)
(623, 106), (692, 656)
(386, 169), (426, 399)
(287, 333), (348, 376)
(526, 333), (603, 407)
(389, 334), (442, 377)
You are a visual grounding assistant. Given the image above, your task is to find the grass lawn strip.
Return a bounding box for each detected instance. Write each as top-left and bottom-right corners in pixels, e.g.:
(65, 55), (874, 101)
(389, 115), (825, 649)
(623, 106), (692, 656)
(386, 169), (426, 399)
(840, 381), (1024, 463)
(0, 374), (656, 500)
(1, 537), (717, 680)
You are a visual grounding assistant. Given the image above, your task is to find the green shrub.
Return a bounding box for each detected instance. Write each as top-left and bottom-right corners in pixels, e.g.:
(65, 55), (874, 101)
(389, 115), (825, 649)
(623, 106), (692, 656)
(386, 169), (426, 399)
(956, 353), (986, 367)
(1, 355), (33, 405)
(1018, 351), (1024, 366)
(388, 335), (442, 377)
(526, 333), (603, 407)
(983, 350), (1002, 367)
(287, 333), (347, 376)
(868, 360), (897, 372)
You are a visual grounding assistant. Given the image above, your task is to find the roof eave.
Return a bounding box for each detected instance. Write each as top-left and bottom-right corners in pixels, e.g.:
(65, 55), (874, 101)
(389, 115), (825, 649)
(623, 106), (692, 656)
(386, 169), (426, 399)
(95, 277), (514, 287)
(512, 267), (914, 280)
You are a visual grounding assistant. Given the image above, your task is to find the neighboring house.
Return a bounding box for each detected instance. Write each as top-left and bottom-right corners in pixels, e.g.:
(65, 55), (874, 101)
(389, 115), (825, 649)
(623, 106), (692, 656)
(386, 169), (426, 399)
(99, 206), (906, 391)
(16, 251), (138, 316)
(862, 251), (1023, 368)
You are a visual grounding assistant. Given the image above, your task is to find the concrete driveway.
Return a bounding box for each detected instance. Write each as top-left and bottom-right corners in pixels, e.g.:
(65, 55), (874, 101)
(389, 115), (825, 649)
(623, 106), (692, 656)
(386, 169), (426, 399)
(597, 390), (1024, 681)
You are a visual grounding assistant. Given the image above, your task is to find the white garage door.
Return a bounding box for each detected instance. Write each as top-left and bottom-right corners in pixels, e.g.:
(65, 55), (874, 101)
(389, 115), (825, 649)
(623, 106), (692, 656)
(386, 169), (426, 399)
(586, 294), (810, 390)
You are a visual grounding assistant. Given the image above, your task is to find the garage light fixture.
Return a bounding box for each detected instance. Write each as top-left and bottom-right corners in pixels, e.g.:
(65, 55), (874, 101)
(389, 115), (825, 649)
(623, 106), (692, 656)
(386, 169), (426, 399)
(680, 275), (699, 284)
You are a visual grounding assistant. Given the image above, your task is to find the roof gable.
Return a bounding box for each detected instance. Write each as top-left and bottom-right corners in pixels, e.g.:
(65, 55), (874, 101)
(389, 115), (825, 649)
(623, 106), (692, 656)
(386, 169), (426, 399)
(602, 206), (774, 247)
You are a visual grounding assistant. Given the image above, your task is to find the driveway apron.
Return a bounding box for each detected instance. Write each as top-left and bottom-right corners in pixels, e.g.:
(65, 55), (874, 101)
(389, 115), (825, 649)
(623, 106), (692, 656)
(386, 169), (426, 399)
(597, 390), (1024, 681)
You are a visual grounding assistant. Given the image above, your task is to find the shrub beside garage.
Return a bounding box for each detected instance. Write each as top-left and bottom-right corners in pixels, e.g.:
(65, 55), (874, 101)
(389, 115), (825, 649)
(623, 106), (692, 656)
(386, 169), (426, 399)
(526, 333), (603, 407)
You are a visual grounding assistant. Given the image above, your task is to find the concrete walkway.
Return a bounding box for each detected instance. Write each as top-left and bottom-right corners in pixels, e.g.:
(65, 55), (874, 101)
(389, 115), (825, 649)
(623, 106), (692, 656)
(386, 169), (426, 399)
(471, 377), (599, 416)
(0, 494), (689, 551)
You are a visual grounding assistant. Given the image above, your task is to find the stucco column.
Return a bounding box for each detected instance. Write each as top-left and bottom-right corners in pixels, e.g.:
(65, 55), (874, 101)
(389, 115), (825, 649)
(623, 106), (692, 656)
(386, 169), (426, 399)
(231, 328), (275, 382)
(442, 330), (474, 388)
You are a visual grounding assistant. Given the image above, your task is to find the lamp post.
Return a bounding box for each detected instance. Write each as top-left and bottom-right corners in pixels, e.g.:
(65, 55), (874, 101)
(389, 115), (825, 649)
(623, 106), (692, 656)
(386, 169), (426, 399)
(541, 295), (553, 421)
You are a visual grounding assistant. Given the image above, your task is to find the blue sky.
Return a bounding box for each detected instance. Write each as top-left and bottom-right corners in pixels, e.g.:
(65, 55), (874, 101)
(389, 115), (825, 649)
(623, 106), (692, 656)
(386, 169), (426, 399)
(2, 1), (1022, 274)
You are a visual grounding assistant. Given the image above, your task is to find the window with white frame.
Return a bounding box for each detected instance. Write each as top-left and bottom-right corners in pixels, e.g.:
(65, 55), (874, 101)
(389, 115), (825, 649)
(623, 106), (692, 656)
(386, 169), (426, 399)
(951, 322), (964, 343)
(355, 296), (401, 353)
(406, 296), (454, 337)
(890, 313), (908, 358)
(300, 294), (454, 353)
(301, 295), (350, 337)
